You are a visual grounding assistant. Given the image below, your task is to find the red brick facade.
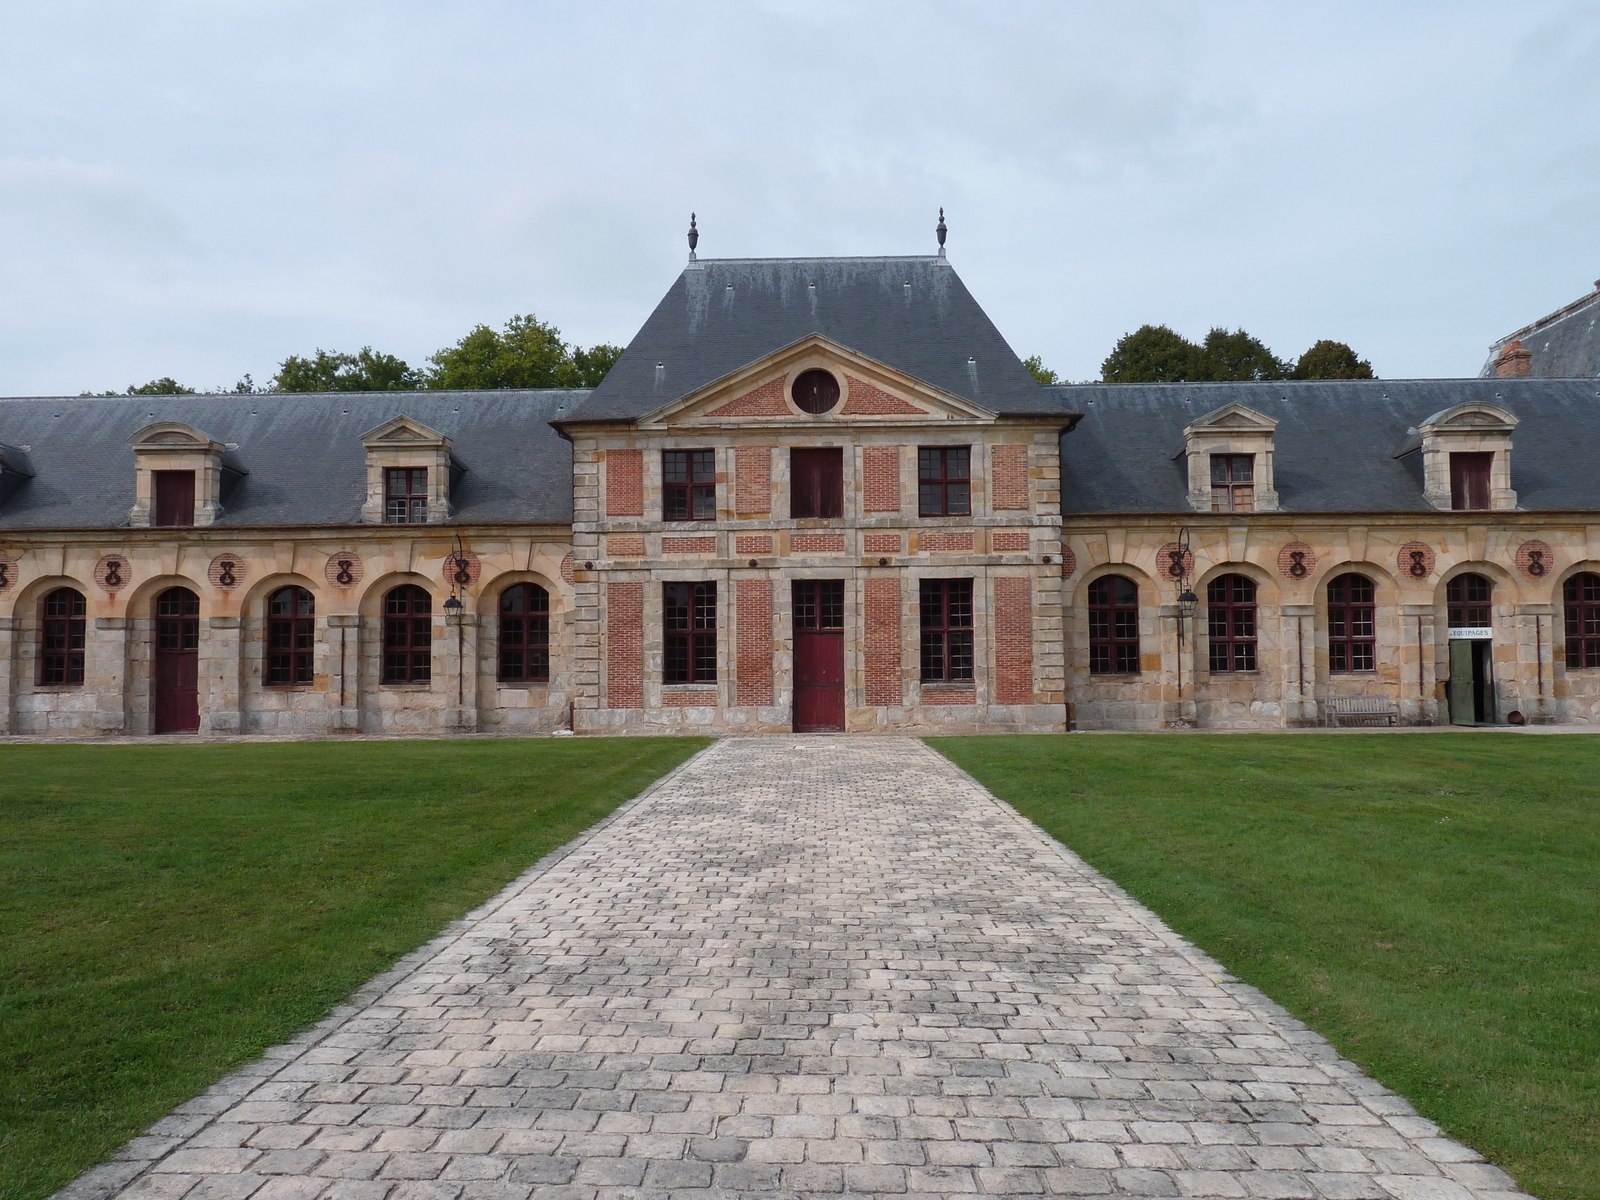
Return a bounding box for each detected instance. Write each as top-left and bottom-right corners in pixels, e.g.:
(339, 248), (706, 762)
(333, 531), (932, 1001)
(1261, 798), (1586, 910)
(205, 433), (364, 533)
(607, 535), (646, 557)
(862, 533), (901, 555)
(993, 576), (1033, 705)
(990, 530), (1030, 552)
(605, 449), (644, 517)
(920, 531), (974, 553)
(736, 535), (774, 555)
(864, 576), (902, 707)
(840, 375), (925, 416)
(605, 581), (643, 708)
(708, 377), (788, 417)
(736, 579), (774, 706)
(663, 536), (717, 554)
(862, 446), (902, 512)
(792, 533), (846, 554)
(735, 446), (772, 515)
(990, 444), (1029, 510)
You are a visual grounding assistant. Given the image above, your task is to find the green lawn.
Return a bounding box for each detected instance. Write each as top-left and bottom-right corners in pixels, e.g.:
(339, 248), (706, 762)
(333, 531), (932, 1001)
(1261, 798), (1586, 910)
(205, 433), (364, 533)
(0, 736), (707, 1200)
(929, 732), (1600, 1200)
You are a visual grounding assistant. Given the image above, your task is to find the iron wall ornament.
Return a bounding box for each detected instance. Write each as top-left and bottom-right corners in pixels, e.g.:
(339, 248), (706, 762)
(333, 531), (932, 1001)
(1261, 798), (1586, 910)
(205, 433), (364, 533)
(0, 551), (17, 591)
(440, 549), (480, 589)
(208, 554), (246, 589)
(1396, 541), (1435, 579)
(1277, 542), (1317, 580)
(324, 552), (364, 589)
(1516, 540), (1555, 579)
(1157, 541), (1195, 582)
(94, 555), (131, 591)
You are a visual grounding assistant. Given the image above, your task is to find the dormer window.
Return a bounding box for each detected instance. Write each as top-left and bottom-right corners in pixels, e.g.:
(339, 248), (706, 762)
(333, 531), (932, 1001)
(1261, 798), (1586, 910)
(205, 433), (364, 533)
(360, 416), (457, 525)
(127, 422), (237, 527)
(1210, 455), (1254, 512)
(1181, 403), (1278, 513)
(1409, 402), (1518, 512)
(386, 468), (430, 524)
(154, 471), (196, 527)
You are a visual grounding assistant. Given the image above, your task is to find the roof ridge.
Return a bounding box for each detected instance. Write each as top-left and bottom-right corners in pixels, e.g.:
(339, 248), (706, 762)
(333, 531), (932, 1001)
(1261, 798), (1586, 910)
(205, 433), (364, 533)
(1489, 285), (1600, 351)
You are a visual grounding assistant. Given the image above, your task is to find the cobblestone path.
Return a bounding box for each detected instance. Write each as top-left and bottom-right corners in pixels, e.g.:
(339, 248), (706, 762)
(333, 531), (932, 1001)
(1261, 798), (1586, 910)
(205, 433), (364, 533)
(66, 737), (1526, 1200)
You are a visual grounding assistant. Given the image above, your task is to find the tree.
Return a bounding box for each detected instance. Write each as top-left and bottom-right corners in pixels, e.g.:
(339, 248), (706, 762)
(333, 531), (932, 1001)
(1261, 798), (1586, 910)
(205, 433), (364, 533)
(88, 377), (196, 396)
(1022, 355), (1059, 385)
(1195, 327), (1288, 382)
(271, 348), (422, 392)
(1292, 339), (1375, 379)
(1100, 324), (1200, 382)
(426, 314), (623, 390)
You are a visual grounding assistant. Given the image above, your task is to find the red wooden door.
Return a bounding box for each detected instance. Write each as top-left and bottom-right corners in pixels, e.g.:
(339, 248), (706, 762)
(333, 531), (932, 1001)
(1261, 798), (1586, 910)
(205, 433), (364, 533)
(153, 587), (200, 733)
(793, 580), (844, 732)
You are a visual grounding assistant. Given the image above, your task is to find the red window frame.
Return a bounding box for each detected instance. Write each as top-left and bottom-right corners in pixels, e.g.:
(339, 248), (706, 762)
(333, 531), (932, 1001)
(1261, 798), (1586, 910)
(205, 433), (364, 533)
(919, 578), (974, 682)
(499, 583), (551, 682)
(1565, 573), (1600, 669)
(39, 587), (86, 685)
(664, 582), (716, 683)
(266, 586), (315, 685)
(1087, 575), (1140, 675)
(1446, 573), (1492, 628)
(385, 467), (428, 524)
(1327, 573), (1376, 673)
(1449, 452), (1492, 511)
(383, 585), (432, 682)
(918, 447), (971, 517)
(1210, 455), (1254, 513)
(790, 448), (843, 519)
(1207, 574), (1258, 672)
(663, 450), (715, 521)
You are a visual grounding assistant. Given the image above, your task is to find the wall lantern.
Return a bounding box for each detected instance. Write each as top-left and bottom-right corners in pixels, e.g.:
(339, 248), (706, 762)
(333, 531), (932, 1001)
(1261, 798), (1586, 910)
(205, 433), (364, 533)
(1177, 588), (1199, 622)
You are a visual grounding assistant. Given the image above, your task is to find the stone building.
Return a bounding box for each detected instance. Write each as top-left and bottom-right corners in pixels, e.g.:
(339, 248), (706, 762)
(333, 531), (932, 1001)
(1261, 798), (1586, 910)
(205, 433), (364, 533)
(4, 242), (1600, 736)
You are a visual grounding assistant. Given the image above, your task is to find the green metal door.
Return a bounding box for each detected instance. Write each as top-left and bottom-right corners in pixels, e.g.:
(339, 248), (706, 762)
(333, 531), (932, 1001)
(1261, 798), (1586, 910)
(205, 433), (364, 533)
(1448, 638), (1475, 726)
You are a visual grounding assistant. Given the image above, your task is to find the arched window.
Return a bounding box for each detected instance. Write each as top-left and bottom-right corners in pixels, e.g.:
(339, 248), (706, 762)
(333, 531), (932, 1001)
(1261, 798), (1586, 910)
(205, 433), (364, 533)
(1564, 572), (1600, 669)
(383, 585), (432, 683)
(267, 586), (315, 685)
(1207, 574), (1257, 672)
(1087, 575), (1139, 674)
(156, 587), (200, 649)
(1446, 573), (1492, 628)
(1327, 573), (1376, 673)
(39, 587), (86, 685)
(499, 583), (551, 682)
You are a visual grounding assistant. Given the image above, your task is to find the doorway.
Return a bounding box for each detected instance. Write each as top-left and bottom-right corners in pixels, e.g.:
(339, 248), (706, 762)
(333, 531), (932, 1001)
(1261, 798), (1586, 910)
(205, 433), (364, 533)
(793, 580), (844, 732)
(1447, 638), (1494, 726)
(153, 586), (201, 733)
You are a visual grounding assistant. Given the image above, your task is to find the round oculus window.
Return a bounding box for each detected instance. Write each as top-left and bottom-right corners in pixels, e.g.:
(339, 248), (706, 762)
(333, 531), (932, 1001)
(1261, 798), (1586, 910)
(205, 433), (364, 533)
(792, 369), (841, 414)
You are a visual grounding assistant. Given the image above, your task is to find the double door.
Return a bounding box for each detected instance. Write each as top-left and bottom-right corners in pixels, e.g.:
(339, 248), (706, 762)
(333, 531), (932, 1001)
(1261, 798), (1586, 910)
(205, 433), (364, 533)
(793, 580), (844, 732)
(1447, 638), (1494, 726)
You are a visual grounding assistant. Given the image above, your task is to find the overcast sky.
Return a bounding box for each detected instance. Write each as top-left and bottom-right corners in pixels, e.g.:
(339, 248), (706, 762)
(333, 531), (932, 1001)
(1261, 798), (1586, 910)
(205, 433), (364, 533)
(2, 1), (1597, 396)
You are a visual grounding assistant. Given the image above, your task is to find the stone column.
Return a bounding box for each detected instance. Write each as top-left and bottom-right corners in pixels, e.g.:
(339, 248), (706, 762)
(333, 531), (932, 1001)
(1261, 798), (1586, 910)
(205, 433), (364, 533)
(1161, 604), (1196, 727)
(444, 610), (479, 731)
(203, 616), (242, 735)
(1280, 603), (1316, 725)
(326, 615), (361, 732)
(0, 616), (15, 735)
(91, 616), (130, 734)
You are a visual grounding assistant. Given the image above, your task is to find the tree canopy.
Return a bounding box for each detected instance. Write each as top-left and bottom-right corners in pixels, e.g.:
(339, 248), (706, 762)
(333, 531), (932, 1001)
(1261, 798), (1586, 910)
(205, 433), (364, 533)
(91, 377), (196, 397)
(427, 314), (622, 390)
(1022, 355), (1060, 386)
(271, 348), (423, 393)
(1101, 325), (1375, 382)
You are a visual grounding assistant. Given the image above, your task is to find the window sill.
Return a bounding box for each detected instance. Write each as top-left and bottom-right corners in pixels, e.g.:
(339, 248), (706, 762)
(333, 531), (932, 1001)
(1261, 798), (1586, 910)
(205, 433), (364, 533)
(262, 684), (315, 690)
(920, 680), (976, 689)
(380, 682), (433, 690)
(1328, 671), (1380, 677)
(31, 684), (86, 692)
(496, 680), (551, 689)
(662, 682), (718, 691)
(1207, 670), (1263, 677)
(1087, 672), (1141, 679)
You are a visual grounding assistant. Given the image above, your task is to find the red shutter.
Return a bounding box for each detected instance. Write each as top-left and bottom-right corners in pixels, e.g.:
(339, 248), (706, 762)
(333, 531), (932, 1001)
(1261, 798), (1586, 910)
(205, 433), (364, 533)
(1449, 453), (1492, 510)
(153, 470), (196, 526)
(790, 448), (843, 518)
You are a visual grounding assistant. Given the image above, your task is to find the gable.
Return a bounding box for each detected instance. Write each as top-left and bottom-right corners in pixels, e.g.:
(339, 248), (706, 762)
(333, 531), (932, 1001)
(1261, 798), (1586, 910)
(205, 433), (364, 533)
(643, 336), (995, 428)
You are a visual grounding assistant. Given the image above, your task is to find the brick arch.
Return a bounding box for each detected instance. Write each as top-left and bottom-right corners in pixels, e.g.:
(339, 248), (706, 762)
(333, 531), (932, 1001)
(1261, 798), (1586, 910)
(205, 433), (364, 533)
(1193, 561), (1281, 605)
(239, 572), (322, 618)
(475, 569), (565, 618)
(356, 572), (440, 617)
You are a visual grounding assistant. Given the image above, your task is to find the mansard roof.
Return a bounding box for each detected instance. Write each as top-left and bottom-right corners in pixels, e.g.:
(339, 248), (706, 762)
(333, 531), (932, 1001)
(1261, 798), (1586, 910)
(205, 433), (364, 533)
(569, 255), (1055, 423)
(1481, 283), (1600, 379)
(1055, 377), (1600, 513)
(0, 389), (585, 530)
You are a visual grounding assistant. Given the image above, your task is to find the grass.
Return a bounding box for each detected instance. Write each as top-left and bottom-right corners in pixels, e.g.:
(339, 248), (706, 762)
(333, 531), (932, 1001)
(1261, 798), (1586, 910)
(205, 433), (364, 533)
(0, 736), (708, 1200)
(928, 732), (1600, 1200)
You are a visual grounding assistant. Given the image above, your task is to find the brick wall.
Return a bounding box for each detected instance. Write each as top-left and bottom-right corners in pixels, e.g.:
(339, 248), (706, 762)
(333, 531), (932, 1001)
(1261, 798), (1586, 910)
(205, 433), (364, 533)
(841, 375), (924, 416)
(862, 446), (902, 512)
(607, 535), (646, 557)
(993, 576), (1032, 705)
(792, 533), (846, 554)
(605, 449), (644, 517)
(606, 581), (643, 708)
(991, 444), (1029, 510)
(736, 535), (773, 555)
(864, 576), (902, 706)
(663, 536), (717, 554)
(921, 531), (974, 553)
(734, 446), (772, 515)
(991, 530), (1030, 552)
(709, 378), (789, 417)
(736, 580), (774, 706)
(863, 533), (901, 555)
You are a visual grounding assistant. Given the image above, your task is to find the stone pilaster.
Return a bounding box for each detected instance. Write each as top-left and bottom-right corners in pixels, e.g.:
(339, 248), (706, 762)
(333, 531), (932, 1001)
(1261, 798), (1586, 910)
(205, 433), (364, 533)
(203, 615), (242, 735)
(326, 615), (361, 731)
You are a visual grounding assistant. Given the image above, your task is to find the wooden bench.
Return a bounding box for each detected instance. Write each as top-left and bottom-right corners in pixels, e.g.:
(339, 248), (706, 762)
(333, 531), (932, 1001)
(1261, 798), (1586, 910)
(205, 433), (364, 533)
(1324, 696), (1400, 728)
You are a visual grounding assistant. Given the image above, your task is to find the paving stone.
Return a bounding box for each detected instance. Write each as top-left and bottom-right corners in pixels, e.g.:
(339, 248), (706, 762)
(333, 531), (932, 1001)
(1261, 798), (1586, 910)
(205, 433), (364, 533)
(58, 738), (1534, 1200)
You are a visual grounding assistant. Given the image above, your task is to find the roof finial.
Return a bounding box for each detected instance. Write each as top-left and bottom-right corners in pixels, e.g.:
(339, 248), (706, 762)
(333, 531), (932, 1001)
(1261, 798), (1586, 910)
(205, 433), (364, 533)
(936, 207), (947, 257)
(687, 213), (699, 261)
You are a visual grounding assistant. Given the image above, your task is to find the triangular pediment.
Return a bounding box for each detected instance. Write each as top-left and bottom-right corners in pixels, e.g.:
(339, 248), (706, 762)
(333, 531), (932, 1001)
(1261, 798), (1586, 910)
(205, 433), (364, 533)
(360, 415), (451, 449)
(1183, 402), (1277, 437)
(638, 336), (997, 428)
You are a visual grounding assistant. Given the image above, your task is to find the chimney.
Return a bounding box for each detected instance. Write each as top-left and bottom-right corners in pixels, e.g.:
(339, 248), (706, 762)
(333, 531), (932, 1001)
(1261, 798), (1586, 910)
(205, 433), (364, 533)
(1493, 338), (1532, 378)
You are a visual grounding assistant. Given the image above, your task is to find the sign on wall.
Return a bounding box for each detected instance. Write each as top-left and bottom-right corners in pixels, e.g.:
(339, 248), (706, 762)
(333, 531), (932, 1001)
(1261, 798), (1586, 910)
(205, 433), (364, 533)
(1448, 627), (1493, 640)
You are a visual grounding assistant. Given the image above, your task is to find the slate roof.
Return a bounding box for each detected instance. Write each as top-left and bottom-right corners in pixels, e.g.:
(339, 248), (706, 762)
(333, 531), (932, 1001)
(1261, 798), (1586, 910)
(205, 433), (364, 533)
(1053, 378), (1600, 514)
(1480, 283), (1600, 378)
(0, 390), (585, 530)
(568, 256), (1056, 421)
